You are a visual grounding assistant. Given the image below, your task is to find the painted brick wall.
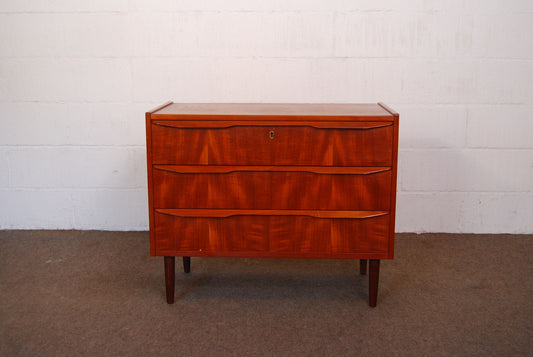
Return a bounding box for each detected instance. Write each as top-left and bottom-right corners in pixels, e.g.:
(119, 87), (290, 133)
(1, 0), (532, 232)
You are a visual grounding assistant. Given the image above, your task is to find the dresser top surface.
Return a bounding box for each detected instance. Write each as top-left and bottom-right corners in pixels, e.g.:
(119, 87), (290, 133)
(148, 102), (397, 121)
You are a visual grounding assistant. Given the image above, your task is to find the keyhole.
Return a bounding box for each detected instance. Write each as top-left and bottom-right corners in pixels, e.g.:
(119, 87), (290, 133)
(269, 130), (275, 139)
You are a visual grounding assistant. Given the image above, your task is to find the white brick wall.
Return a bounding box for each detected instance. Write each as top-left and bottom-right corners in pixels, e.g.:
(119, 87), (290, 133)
(1, 1), (532, 232)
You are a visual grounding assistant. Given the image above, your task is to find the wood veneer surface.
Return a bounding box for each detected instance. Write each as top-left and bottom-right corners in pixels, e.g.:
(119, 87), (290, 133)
(146, 102), (399, 260)
(151, 103), (395, 120)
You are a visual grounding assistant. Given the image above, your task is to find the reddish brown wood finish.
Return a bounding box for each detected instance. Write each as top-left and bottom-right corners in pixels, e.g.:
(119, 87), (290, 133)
(145, 102), (399, 307)
(145, 113), (156, 256)
(151, 103), (394, 120)
(152, 167), (391, 210)
(164, 256), (175, 304)
(154, 210), (389, 256)
(151, 123), (393, 166)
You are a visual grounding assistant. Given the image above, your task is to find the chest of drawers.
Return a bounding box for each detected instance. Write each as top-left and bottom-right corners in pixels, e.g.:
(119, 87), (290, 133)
(145, 102), (399, 306)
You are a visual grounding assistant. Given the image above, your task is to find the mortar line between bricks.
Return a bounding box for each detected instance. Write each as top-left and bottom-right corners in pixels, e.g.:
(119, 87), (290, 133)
(398, 148), (533, 152)
(0, 9), (529, 14)
(398, 191), (533, 195)
(1, 55), (533, 61)
(2, 100), (531, 106)
(0, 145), (145, 149)
(0, 187), (147, 192)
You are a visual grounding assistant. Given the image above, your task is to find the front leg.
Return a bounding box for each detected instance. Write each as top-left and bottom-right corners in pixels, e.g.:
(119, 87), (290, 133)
(369, 259), (380, 307)
(164, 256), (175, 304)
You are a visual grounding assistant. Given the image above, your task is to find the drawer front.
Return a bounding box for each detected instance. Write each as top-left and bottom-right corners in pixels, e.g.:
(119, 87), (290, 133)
(151, 122), (393, 166)
(154, 210), (389, 255)
(152, 167), (391, 210)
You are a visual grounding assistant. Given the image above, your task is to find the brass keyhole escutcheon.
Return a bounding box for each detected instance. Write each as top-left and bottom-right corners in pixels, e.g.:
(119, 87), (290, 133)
(269, 130), (275, 139)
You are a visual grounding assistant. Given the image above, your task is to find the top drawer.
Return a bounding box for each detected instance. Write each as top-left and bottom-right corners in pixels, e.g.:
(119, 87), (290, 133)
(150, 121), (393, 166)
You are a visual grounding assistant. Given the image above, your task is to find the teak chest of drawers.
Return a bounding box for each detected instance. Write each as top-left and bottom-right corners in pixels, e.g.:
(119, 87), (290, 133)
(145, 102), (399, 307)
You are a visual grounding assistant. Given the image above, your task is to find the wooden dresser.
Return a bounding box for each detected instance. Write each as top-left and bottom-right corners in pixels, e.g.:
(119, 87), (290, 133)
(145, 103), (399, 307)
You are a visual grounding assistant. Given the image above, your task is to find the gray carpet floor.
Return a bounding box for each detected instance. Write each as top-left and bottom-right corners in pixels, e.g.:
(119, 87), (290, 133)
(1, 230), (532, 356)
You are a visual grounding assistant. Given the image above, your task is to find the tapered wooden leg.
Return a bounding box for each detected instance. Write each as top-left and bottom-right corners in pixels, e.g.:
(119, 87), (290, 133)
(369, 259), (380, 307)
(164, 256), (175, 304)
(183, 256), (191, 273)
(359, 259), (367, 275)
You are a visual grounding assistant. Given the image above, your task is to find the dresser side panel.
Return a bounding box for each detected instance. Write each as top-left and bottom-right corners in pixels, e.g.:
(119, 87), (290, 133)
(387, 115), (400, 259)
(145, 113), (156, 256)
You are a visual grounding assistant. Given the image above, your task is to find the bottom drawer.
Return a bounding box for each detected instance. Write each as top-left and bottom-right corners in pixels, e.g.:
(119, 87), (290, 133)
(154, 209), (390, 257)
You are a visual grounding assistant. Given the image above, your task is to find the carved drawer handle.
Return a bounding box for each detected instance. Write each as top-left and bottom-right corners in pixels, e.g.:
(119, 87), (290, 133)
(154, 165), (391, 175)
(153, 121), (392, 130)
(156, 209), (389, 220)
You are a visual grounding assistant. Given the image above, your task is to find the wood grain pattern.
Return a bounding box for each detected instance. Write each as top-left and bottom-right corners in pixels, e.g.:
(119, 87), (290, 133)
(145, 114), (156, 256)
(153, 120), (392, 129)
(154, 211), (389, 256)
(150, 103), (394, 121)
(155, 211), (203, 251)
(387, 109), (400, 258)
(152, 167), (391, 210)
(146, 102), (399, 306)
(156, 209), (388, 219)
(151, 124), (393, 166)
(153, 165), (390, 174)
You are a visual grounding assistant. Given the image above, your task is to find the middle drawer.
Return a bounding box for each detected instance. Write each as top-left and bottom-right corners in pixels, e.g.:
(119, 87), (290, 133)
(152, 166), (392, 210)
